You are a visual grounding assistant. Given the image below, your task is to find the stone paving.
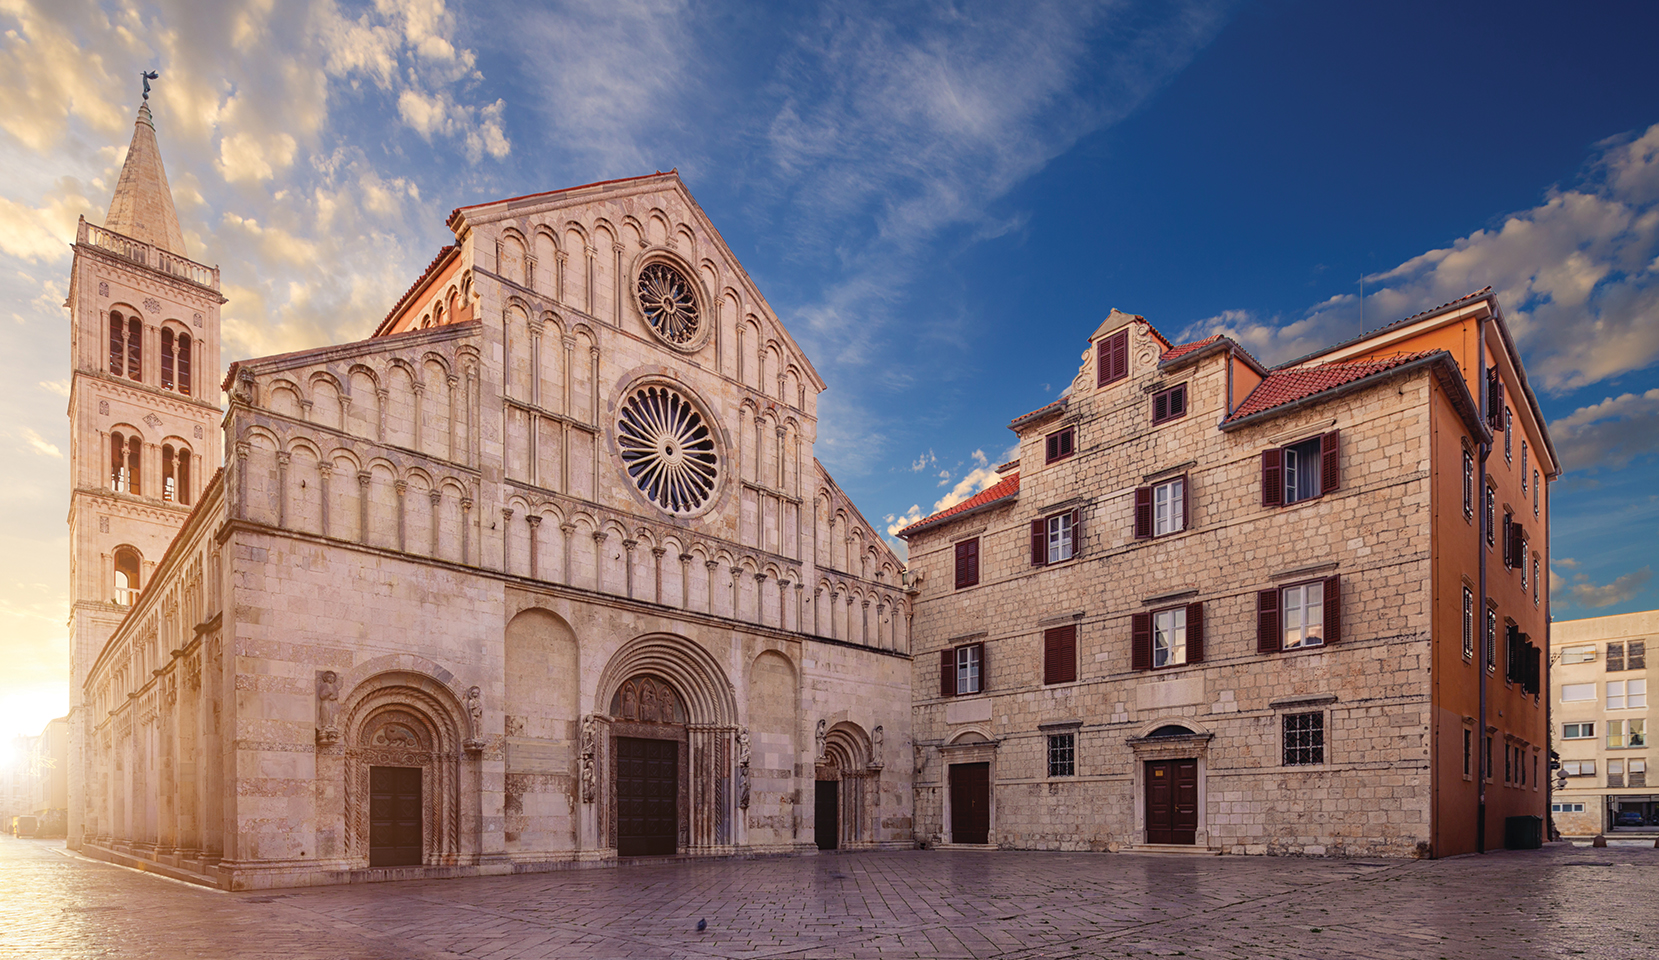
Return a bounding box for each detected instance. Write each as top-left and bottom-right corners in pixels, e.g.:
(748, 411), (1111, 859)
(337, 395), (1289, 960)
(1, 836), (1654, 959)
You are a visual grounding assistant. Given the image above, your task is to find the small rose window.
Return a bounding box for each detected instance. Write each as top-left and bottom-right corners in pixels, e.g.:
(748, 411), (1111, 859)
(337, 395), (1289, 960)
(636, 262), (701, 345)
(618, 384), (718, 514)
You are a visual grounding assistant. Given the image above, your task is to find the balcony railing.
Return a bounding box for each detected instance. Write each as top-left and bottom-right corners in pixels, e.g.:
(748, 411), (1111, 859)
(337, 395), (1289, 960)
(77, 218), (220, 292)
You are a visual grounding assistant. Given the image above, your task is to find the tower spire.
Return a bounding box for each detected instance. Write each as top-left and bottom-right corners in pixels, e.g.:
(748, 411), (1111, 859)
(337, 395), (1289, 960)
(104, 80), (187, 258)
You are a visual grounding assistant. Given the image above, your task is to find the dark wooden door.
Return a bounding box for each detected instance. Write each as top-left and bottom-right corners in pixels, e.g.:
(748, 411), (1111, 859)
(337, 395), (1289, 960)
(949, 762), (991, 844)
(815, 780), (839, 850)
(1145, 759), (1198, 845)
(616, 736), (678, 856)
(369, 766), (422, 867)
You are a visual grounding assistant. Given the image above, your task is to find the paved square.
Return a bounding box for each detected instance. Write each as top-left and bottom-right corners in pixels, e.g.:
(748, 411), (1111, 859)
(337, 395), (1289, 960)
(2, 837), (1652, 959)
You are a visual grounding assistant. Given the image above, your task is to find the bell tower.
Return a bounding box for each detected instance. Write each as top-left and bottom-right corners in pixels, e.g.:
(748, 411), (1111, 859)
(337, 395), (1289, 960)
(64, 88), (225, 846)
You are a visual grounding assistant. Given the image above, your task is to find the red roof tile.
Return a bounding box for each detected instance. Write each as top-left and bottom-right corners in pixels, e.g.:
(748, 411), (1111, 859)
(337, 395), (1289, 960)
(374, 244), (458, 336)
(1160, 334), (1221, 363)
(895, 473), (1020, 538)
(1009, 399), (1066, 430)
(1225, 352), (1436, 423)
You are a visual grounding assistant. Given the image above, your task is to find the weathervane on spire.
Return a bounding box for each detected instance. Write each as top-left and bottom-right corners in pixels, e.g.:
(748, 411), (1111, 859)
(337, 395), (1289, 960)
(141, 70), (159, 101)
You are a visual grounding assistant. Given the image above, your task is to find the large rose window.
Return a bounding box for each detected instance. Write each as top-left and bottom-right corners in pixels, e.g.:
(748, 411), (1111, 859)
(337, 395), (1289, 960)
(636, 262), (701, 346)
(617, 385), (719, 514)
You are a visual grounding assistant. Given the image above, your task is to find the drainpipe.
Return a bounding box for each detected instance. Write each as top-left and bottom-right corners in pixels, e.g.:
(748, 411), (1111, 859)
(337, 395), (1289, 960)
(1477, 312), (1490, 854)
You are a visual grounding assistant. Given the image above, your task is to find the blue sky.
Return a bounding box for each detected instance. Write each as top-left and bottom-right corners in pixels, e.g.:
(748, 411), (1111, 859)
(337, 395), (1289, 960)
(2, 0), (1657, 745)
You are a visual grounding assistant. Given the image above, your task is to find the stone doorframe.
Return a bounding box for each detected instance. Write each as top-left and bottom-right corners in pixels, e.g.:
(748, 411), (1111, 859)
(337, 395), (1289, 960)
(938, 729), (997, 847)
(1126, 719), (1214, 849)
(816, 722), (879, 849)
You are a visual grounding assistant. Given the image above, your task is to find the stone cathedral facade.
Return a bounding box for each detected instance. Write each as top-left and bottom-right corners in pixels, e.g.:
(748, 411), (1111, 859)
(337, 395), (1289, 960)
(69, 103), (914, 889)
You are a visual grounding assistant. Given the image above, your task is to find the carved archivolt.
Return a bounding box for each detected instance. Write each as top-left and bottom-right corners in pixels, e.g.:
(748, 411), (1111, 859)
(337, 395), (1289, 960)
(338, 671), (467, 866)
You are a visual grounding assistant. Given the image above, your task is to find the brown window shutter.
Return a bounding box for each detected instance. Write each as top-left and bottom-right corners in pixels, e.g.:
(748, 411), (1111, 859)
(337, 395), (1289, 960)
(1070, 507), (1083, 557)
(1171, 384), (1186, 418)
(1509, 522), (1525, 569)
(1044, 625), (1077, 685)
(1487, 371), (1504, 428)
(976, 642), (988, 692)
(1131, 613), (1152, 671)
(1262, 448), (1283, 507)
(1031, 519), (1046, 566)
(1097, 339), (1110, 386)
(1099, 330), (1128, 385)
(1257, 588), (1280, 652)
(1153, 391), (1169, 422)
(1134, 486), (1153, 539)
(1186, 602), (1205, 663)
(1180, 474), (1190, 532)
(1323, 574), (1341, 645)
(940, 648), (955, 697)
(954, 542), (967, 587)
(966, 538), (979, 585)
(1321, 430), (1340, 494)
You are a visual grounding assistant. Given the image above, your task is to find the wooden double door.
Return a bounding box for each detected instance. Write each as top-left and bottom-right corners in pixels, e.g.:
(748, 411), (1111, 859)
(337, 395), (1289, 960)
(1145, 759), (1198, 845)
(616, 736), (679, 856)
(368, 766), (423, 867)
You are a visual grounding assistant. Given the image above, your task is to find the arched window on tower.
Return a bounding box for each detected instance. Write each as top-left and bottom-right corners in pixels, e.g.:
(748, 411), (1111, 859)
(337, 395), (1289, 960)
(127, 315), (143, 381)
(177, 333), (192, 396)
(161, 329), (175, 390)
(113, 547), (142, 606)
(163, 443), (191, 505)
(109, 313), (125, 375)
(110, 431), (141, 496)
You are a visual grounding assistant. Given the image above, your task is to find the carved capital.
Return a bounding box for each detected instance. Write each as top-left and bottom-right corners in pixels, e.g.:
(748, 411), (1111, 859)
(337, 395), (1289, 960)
(560, 523), (576, 534)
(622, 539), (639, 552)
(394, 480), (408, 495)
(275, 451), (290, 466)
(592, 531), (608, 544)
(430, 490), (443, 506)
(651, 546), (667, 558)
(526, 514), (543, 528)
(318, 463), (333, 478)
(356, 471), (371, 488)
(460, 497), (474, 512)
(502, 507), (514, 521)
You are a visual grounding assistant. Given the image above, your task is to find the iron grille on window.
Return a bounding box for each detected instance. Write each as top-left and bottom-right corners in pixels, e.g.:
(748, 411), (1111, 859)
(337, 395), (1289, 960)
(1283, 712), (1324, 765)
(1047, 733), (1075, 777)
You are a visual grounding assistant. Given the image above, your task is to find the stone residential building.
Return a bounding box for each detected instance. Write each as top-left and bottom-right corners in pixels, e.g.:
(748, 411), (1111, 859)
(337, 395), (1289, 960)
(899, 294), (1557, 858)
(67, 98), (912, 890)
(1550, 609), (1652, 836)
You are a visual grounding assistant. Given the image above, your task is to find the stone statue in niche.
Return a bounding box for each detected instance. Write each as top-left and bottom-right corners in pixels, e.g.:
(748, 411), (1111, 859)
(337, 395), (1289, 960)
(658, 686), (676, 723)
(315, 671), (340, 745)
(621, 683), (638, 720)
(579, 715), (597, 804)
(736, 727), (752, 809)
(871, 725), (884, 770)
(463, 686), (485, 755)
(640, 682), (658, 722)
(815, 719), (827, 761)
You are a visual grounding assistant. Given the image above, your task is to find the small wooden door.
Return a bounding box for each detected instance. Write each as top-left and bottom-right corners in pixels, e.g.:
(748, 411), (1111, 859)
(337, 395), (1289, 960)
(616, 737), (678, 856)
(368, 766), (423, 867)
(815, 780), (839, 850)
(949, 762), (991, 844)
(1145, 759), (1198, 845)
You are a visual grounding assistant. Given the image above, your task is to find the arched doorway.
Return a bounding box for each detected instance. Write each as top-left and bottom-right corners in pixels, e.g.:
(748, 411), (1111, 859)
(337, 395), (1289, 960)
(592, 635), (740, 857)
(609, 675), (685, 856)
(1129, 721), (1213, 849)
(816, 723), (874, 850)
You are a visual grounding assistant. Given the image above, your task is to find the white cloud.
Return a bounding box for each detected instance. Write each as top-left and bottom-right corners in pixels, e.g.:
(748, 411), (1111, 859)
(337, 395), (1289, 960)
(1184, 123), (1659, 385)
(1565, 566), (1653, 609)
(38, 380), (69, 397)
(18, 428), (60, 458)
(1551, 388), (1659, 472)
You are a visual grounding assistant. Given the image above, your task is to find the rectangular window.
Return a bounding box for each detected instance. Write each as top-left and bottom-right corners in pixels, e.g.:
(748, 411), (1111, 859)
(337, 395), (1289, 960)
(1485, 735), (1493, 782)
(1282, 712), (1324, 765)
(1533, 470), (1540, 515)
(1462, 587), (1475, 661)
(1563, 722), (1596, 740)
(1519, 539), (1529, 590)
(1042, 625), (1077, 685)
(1462, 447), (1474, 520)
(953, 538), (980, 589)
(1504, 407), (1513, 462)
(1153, 477), (1185, 536)
(1463, 728), (1472, 778)
(1484, 606), (1497, 673)
(1608, 719), (1646, 749)
(1097, 329), (1129, 386)
(1493, 480), (1506, 547)
(1552, 803), (1586, 813)
(1151, 383), (1187, 424)
(1608, 642), (1626, 671)
(1153, 607), (1187, 668)
(1521, 441), (1528, 492)
(1631, 640), (1648, 670)
(1282, 581), (1325, 649)
(1533, 556), (1540, 604)
(1632, 759), (1648, 787)
(1561, 760), (1595, 777)
(1047, 513), (1074, 564)
(954, 643), (983, 696)
(1047, 733), (1076, 777)
(1261, 432), (1339, 507)
(1045, 425), (1074, 463)
(1609, 679), (1646, 710)
(1560, 682), (1597, 702)
(1608, 759), (1624, 788)
(1560, 645), (1596, 664)
(1033, 508), (1082, 566)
